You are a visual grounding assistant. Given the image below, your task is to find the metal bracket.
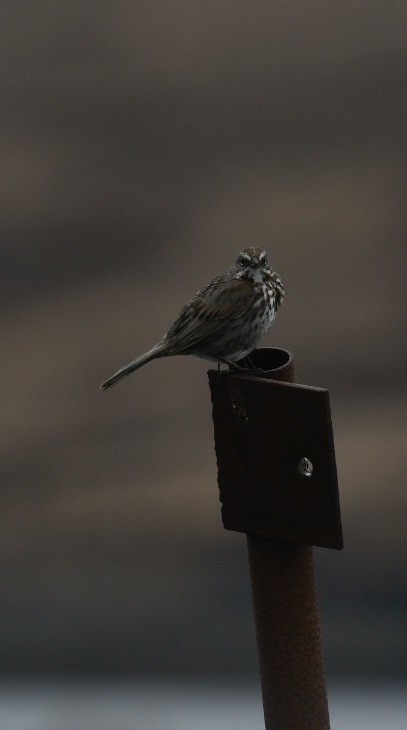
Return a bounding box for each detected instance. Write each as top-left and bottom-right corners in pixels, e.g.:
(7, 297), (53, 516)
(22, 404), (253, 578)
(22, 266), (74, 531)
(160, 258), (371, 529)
(208, 348), (343, 550)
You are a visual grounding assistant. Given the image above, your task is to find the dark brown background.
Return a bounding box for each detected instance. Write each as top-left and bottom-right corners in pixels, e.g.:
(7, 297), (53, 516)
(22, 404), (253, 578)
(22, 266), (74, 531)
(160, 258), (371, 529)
(1, 1), (406, 680)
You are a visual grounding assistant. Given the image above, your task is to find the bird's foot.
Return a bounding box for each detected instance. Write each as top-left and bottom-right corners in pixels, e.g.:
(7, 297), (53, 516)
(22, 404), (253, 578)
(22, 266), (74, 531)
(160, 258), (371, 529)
(216, 357), (265, 376)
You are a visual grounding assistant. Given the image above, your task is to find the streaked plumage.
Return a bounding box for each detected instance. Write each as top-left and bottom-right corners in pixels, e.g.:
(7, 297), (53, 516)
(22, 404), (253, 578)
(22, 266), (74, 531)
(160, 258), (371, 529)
(100, 247), (284, 390)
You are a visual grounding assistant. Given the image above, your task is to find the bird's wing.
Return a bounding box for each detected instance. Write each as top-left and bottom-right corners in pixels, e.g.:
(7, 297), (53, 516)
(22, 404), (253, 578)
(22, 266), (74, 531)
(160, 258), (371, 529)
(165, 277), (254, 352)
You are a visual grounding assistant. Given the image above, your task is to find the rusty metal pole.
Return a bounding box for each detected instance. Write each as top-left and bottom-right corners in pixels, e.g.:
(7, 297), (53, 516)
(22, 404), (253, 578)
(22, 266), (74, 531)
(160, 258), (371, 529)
(247, 539), (329, 729)
(208, 347), (342, 730)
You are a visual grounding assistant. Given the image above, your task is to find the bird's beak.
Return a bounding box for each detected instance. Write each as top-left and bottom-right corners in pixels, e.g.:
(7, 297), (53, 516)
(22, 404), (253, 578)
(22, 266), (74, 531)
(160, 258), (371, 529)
(252, 257), (259, 266)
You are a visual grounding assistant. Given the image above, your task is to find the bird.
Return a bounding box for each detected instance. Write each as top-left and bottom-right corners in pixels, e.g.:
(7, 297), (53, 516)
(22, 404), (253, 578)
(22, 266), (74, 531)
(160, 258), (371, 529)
(100, 247), (284, 390)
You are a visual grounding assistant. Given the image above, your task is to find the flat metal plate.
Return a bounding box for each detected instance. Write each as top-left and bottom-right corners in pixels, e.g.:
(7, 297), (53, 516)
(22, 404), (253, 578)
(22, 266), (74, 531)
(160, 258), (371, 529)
(208, 372), (343, 550)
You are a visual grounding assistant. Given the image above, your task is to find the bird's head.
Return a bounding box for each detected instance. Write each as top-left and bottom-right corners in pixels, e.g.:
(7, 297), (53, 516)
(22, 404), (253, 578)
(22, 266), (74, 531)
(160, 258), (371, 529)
(236, 247), (271, 279)
(237, 247), (268, 269)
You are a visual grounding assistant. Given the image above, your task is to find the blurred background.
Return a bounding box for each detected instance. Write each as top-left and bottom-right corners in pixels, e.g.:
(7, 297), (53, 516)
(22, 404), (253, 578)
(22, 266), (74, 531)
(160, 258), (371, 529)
(1, 1), (406, 727)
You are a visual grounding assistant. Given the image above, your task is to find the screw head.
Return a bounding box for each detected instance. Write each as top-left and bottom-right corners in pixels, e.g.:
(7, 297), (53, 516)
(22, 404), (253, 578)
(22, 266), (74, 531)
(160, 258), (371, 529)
(298, 457), (313, 478)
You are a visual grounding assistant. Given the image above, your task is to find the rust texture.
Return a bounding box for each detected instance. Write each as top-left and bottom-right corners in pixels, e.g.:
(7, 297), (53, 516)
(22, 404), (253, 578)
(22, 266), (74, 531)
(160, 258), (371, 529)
(247, 538), (330, 730)
(208, 347), (340, 730)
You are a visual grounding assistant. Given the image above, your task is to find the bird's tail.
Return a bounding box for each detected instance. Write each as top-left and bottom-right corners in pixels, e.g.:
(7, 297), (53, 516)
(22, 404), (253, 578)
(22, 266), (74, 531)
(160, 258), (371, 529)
(100, 343), (167, 390)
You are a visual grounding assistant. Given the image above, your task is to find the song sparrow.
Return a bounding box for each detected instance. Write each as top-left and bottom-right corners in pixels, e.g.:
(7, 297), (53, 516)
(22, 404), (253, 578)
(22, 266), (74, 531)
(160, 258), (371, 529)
(100, 247), (284, 390)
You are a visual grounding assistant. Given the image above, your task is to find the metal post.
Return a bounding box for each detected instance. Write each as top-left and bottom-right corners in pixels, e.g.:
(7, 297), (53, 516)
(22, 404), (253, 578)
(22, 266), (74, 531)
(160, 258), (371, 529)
(247, 539), (329, 729)
(208, 348), (342, 730)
